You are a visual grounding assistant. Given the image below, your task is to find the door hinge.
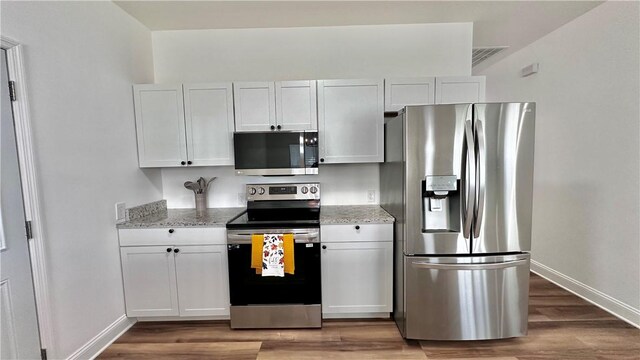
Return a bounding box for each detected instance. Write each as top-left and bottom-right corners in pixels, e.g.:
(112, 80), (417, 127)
(25, 220), (33, 240)
(41, 348), (47, 360)
(8, 80), (16, 101)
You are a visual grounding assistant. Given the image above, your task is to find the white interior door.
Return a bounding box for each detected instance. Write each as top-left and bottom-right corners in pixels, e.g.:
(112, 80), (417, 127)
(0, 49), (41, 360)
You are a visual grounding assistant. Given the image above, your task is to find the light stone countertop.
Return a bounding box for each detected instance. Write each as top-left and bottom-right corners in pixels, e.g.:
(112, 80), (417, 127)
(117, 208), (245, 229)
(320, 205), (395, 224)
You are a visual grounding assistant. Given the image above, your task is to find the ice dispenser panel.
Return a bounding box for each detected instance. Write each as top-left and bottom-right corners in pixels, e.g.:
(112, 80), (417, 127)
(422, 175), (460, 232)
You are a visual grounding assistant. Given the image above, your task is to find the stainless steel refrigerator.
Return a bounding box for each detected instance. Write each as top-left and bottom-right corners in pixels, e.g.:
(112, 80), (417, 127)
(380, 103), (535, 341)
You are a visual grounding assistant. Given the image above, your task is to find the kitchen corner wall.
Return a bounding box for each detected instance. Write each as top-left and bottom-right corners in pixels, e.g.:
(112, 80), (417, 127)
(477, 1), (640, 325)
(152, 22), (472, 206)
(1, 2), (162, 358)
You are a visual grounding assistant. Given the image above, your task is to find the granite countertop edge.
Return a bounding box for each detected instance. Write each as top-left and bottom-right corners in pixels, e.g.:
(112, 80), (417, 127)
(116, 204), (394, 229)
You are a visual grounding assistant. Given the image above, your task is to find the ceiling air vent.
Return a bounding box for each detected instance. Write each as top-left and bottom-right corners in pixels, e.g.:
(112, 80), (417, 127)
(472, 46), (508, 67)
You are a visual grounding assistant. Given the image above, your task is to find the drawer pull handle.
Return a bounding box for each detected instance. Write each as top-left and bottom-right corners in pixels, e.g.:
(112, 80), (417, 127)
(322, 245), (327, 250)
(355, 225), (360, 230)
(166, 248), (172, 253)
(168, 229), (175, 234)
(174, 248), (180, 253)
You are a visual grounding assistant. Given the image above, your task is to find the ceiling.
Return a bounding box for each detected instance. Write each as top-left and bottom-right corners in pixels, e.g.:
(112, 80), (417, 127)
(114, 1), (603, 70)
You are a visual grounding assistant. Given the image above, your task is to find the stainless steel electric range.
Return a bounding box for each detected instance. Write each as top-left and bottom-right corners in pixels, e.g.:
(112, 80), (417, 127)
(226, 183), (321, 329)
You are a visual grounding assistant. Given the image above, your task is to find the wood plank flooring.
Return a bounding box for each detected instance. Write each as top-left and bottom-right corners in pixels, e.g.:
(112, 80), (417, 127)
(99, 274), (640, 359)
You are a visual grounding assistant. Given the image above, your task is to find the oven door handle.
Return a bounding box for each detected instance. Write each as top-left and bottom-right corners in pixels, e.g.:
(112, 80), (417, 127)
(227, 231), (320, 244)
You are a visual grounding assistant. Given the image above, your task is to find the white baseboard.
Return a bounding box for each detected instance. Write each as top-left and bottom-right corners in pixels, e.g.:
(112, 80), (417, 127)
(66, 315), (136, 360)
(531, 260), (640, 328)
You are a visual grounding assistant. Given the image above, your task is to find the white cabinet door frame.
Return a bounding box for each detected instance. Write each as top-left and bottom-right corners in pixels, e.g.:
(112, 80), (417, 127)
(233, 82), (276, 132)
(435, 76), (486, 104)
(120, 246), (180, 317)
(133, 84), (187, 167)
(275, 80), (318, 131)
(317, 79), (384, 164)
(321, 241), (393, 315)
(384, 77), (435, 111)
(183, 83), (235, 166)
(174, 245), (230, 317)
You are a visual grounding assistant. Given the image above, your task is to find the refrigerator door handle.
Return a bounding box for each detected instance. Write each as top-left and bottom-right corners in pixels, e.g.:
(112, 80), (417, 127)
(462, 119), (476, 239)
(474, 118), (486, 238)
(411, 259), (528, 271)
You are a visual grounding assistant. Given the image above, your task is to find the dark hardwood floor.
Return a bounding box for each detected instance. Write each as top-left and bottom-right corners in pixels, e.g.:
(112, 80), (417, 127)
(99, 274), (640, 359)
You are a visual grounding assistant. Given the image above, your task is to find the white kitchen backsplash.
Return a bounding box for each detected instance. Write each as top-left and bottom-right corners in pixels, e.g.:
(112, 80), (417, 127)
(161, 164), (380, 208)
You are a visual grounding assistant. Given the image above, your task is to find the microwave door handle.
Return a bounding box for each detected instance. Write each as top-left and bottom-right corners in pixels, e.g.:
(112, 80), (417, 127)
(299, 133), (305, 168)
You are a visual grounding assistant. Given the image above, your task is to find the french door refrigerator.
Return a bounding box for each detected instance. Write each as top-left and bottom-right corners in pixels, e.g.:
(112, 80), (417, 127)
(380, 103), (535, 340)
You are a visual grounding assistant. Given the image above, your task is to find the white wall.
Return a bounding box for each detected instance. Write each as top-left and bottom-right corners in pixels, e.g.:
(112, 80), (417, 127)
(154, 23), (472, 206)
(478, 2), (640, 324)
(162, 164), (380, 208)
(1, 2), (162, 358)
(152, 23), (472, 82)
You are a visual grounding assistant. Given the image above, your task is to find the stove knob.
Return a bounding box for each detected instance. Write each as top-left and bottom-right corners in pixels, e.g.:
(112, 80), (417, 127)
(249, 187), (257, 195)
(310, 186), (318, 194)
(258, 187), (266, 195)
(301, 186), (309, 194)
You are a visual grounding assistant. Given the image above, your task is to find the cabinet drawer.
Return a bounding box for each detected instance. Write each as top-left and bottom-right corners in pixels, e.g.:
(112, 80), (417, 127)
(321, 224), (392, 243)
(119, 227), (226, 246)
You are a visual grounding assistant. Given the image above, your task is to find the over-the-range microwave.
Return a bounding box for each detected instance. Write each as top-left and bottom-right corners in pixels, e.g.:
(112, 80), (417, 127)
(233, 131), (319, 176)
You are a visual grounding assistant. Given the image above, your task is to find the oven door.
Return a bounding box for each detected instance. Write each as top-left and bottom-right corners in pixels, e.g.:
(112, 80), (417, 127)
(233, 131), (318, 175)
(227, 229), (321, 306)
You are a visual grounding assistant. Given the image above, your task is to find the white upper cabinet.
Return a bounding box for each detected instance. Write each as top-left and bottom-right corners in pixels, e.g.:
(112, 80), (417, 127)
(435, 76), (486, 104)
(233, 82), (276, 132)
(234, 81), (317, 132)
(317, 79), (384, 164)
(183, 83), (235, 166)
(133, 83), (235, 167)
(275, 80), (318, 131)
(133, 84), (187, 167)
(384, 77), (435, 111)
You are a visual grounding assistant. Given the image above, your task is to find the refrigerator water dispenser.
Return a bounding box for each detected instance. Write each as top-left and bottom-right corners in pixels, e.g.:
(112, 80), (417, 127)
(422, 176), (460, 232)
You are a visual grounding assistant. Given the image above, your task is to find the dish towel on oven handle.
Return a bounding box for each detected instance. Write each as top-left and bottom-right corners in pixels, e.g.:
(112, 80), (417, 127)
(250, 233), (295, 276)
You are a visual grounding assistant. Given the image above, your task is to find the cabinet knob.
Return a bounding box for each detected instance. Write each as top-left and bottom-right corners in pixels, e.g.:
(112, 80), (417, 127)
(276, 125), (282, 130)
(174, 248), (180, 253)
(320, 158), (325, 163)
(187, 160), (192, 165)
(168, 229), (174, 234)
(166, 247), (172, 253)
(355, 225), (360, 230)
(270, 125), (276, 130)
(322, 245), (327, 250)
(180, 161), (186, 166)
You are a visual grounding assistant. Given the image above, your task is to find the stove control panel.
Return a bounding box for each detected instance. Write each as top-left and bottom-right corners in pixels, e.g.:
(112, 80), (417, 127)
(246, 183), (320, 201)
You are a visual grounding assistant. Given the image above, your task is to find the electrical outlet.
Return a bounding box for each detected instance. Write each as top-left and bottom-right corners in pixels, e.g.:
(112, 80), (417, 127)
(367, 190), (376, 203)
(115, 202), (126, 222)
(238, 192), (246, 205)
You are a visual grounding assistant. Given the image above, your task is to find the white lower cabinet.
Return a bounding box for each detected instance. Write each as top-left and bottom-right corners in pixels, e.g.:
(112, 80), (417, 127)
(120, 244), (229, 318)
(120, 246), (180, 317)
(174, 245), (229, 317)
(321, 224), (393, 318)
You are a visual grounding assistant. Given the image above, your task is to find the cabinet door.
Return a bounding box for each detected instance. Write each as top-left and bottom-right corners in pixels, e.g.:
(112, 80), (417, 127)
(275, 80), (317, 131)
(120, 246), (179, 317)
(133, 84), (187, 167)
(233, 82), (276, 132)
(321, 241), (393, 315)
(384, 77), (435, 111)
(435, 76), (486, 104)
(174, 245), (230, 317)
(183, 83), (235, 166)
(317, 79), (384, 163)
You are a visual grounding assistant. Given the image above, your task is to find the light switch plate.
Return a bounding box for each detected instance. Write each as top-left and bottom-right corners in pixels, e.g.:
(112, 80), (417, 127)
(115, 202), (126, 222)
(367, 190), (376, 203)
